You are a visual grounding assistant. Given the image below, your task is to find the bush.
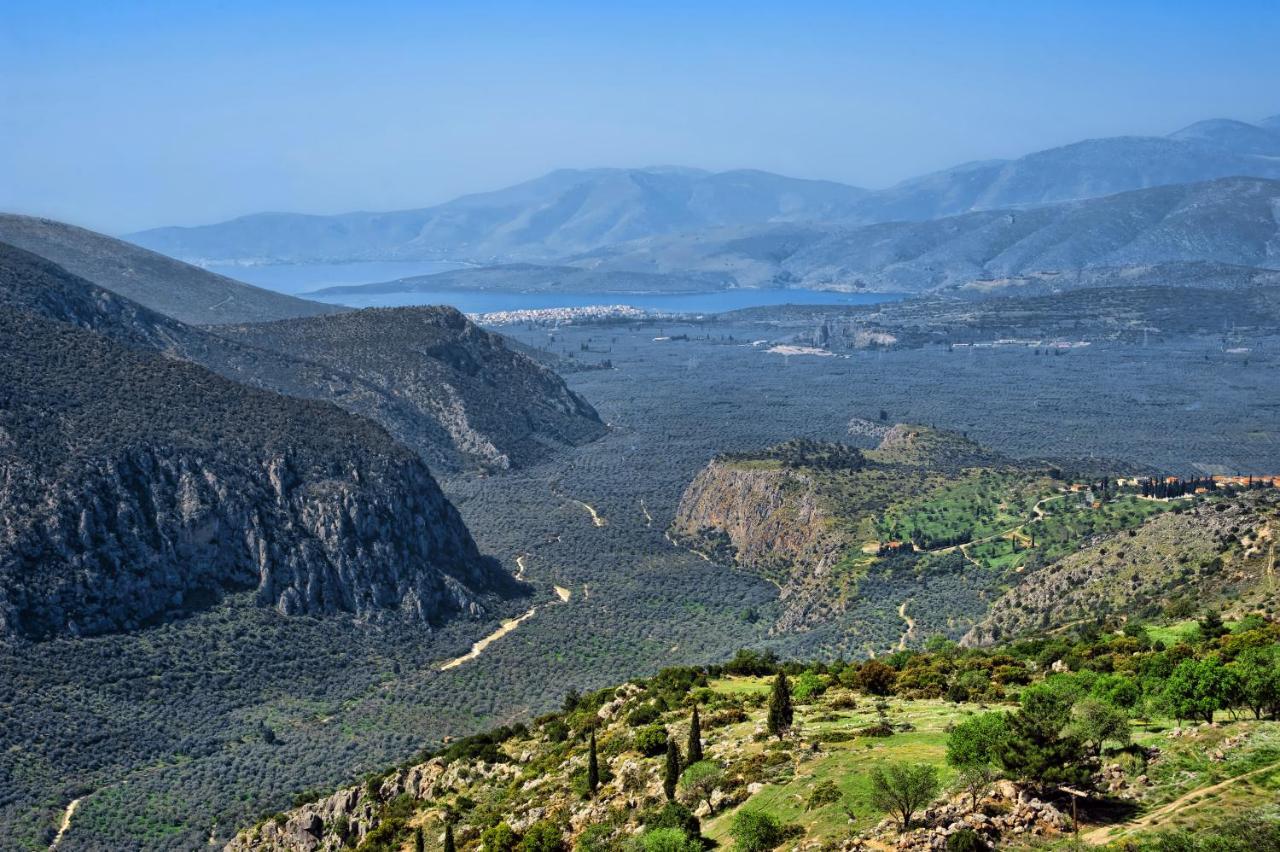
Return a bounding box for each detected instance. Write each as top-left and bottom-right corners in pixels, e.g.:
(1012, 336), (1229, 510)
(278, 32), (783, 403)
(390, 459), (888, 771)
(678, 760), (723, 807)
(481, 822), (519, 852)
(644, 802), (701, 839)
(627, 703), (662, 727)
(519, 820), (564, 852)
(634, 724), (669, 757)
(576, 824), (617, 852)
(792, 672), (827, 703)
(731, 810), (783, 852)
(945, 828), (988, 852)
(805, 780), (842, 810)
(633, 827), (701, 852)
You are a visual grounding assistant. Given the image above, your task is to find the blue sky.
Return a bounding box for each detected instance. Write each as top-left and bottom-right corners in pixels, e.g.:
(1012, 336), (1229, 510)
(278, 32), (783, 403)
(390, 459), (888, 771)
(2, 0), (1278, 233)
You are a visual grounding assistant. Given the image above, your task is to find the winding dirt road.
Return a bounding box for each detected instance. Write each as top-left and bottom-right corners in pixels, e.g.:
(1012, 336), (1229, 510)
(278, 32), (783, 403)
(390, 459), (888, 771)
(439, 586), (573, 671)
(50, 797), (82, 850)
(1082, 761), (1279, 844)
(896, 601), (916, 651)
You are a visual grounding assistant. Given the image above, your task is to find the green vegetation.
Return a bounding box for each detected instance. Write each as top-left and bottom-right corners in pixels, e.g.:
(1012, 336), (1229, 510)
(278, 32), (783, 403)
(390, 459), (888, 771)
(230, 609), (1280, 852)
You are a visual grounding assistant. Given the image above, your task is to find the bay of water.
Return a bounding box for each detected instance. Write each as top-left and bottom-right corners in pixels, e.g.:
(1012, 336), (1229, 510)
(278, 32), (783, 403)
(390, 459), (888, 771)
(212, 261), (904, 314)
(205, 260), (468, 295)
(307, 286), (903, 314)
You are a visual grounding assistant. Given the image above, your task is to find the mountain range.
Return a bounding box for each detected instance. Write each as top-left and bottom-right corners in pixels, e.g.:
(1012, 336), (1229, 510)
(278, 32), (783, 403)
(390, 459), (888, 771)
(126, 115), (1280, 266)
(567, 177), (1280, 292)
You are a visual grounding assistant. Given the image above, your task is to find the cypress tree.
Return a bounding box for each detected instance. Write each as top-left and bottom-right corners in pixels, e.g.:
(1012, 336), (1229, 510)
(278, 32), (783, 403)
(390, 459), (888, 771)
(443, 822), (455, 852)
(663, 737), (681, 801)
(687, 704), (703, 764)
(587, 729), (600, 796)
(414, 827), (425, 852)
(767, 671), (793, 740)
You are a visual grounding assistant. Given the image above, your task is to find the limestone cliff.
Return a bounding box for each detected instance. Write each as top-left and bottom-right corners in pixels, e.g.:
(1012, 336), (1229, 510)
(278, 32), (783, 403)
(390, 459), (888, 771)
(0, 293), (511, 639)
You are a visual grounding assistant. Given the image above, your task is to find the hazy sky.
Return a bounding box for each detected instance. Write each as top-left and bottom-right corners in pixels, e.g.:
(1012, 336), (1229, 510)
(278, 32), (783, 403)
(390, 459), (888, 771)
(3, 0), (1279, 233)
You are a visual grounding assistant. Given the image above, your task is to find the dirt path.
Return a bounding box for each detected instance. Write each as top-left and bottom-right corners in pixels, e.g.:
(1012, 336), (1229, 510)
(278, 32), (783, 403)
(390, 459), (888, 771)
(922, 491), (1069, 558)
(440, 586), (572, 670)
(50, 797), (82, 850)
(896, 600), (916, 650)
(514, 555), (529, 580)
(1081, 762), (1279, 844)
(640, 500), (654, 528)
(574, 500), (607, 527)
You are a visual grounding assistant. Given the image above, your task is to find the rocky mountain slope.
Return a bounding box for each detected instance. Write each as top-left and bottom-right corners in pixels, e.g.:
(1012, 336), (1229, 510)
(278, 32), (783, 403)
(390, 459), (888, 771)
(0, 214), (341, 324)
(670, 430), (1045, 632)
(214, 307), (607, 471)
(223, 616), (1280, 852)
(964, 490), (1280, 645)
(0, 307), (514, 640)
(126, 115), (1280, 267)
(570, 177), (1280, 292)
(126, 168), (870, 264)
(0, 241), (604, 471)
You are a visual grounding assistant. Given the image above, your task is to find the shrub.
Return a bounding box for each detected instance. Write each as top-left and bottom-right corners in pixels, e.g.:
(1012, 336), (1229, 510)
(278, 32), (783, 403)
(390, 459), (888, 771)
(945, 828), (988, 852)
(481, 822), (519, 852)
(519, 820), (564, 852)
(576, 824), (617, 852)
(731, 810), (783, 852)
(805, 780), (842, 810)
(792, 672), (828, 703)
(633, 827), (701, 852)
(644, 802), (701, 839)
(678, 760), (723, 807)
(627, 703), (662, 727)
(634, 725), (669, 757)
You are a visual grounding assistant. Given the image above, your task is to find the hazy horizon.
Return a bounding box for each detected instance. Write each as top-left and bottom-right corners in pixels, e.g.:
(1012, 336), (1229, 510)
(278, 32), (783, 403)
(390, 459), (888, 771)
(3, 0), (1279, 234)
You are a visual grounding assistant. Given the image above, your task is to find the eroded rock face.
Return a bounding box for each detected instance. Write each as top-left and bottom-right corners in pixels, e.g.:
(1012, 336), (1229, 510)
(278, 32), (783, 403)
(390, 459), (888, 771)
(0, 444), (498, 640)
(0, 283), (511, 640)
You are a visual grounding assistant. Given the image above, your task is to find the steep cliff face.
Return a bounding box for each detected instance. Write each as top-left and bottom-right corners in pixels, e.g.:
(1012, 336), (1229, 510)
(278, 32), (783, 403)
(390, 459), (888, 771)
(215, 307), (607, 471)
(672, 460), (847, 580)
(0, 301), (511, 640)
(670, 442), (874, 631)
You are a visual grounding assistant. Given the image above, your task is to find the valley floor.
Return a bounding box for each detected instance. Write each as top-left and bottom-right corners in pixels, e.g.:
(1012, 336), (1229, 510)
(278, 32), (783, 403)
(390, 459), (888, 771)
(6, 319), (1280, 850)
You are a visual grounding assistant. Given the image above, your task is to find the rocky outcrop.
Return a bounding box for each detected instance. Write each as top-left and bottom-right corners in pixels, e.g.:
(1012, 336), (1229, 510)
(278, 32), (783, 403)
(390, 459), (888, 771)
(0, 292), (513, 639)
(672, 459), (846, 580)
(962, 492), (1276, 646)
(671, 450), (858, 632)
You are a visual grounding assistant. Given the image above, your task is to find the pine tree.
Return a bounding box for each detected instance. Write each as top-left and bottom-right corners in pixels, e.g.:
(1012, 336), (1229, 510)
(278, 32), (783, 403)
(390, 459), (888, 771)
(996, 686), (1089, 791)
(443, 822), (455, 852)
(587, 729), (600, 796)
(767, 671), (793, 740)
(687, 703), (704, 764)
(664, 738), (681, 801)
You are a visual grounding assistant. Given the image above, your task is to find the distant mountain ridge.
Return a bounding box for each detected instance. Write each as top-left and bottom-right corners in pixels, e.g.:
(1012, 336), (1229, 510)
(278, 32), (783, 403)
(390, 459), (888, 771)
(567, 177), (1280, 292)
(127, 168), (870, 264)
(125, 114), (1280, 266)
(0, 214), (341, 325)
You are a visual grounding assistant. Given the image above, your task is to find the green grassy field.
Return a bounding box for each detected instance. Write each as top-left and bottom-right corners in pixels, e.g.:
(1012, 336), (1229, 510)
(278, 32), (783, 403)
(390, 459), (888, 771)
(697, 676), (1280, 850)
(700, 682), (984, 844)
